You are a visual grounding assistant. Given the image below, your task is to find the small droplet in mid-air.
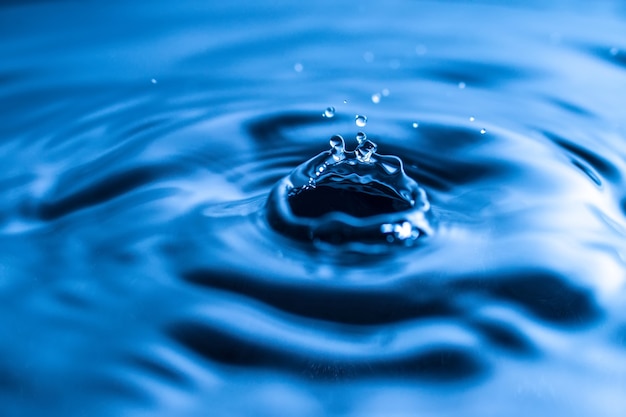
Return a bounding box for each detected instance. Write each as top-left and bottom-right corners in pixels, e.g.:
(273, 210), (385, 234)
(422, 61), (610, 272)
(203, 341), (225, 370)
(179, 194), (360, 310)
(151, 78), (157, 84)
(458, 81), (466, 89)
(355, 114), (368, 127)
(343, 99), (348, 104)
(323, 106), (335, 118)
(382, 88), (390, 96)
(294, 62), (303, 72)
(480, 128), (487, 135)
(371, 93), (381, 104)
(412, 122), (419, 128)
(356, 131), (367, 144)
(469, 116), (475, 122)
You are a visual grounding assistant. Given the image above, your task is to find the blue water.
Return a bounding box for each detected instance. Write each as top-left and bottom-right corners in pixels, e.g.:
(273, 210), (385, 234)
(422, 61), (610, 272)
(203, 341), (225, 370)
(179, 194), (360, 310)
(2, 1), (626, 416)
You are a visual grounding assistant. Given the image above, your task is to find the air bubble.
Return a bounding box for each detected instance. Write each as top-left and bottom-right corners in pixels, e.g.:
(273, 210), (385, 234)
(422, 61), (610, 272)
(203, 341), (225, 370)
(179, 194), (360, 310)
(356, 132), (367, 144)
(323, 106), (335, 118)
(356, 140), (377, 162)
(355, 114), (368, 127)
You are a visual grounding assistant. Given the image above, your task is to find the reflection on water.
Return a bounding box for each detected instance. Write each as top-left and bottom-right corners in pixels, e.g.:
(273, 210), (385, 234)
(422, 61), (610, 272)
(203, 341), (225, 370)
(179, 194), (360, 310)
(1, 1), (626, 416)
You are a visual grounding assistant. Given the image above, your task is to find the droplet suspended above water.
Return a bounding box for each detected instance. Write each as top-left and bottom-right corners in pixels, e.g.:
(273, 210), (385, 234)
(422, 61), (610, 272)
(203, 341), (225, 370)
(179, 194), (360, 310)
(356, 131), (367, 144)
(355, 114), (368, 127)
(371, 93), (381, 104)
(323, 106), (336, 118)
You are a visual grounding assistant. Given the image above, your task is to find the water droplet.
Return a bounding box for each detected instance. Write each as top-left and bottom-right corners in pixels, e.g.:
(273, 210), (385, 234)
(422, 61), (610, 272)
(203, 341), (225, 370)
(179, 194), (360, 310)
(323, 106), (335, 118)
(458, 81), (466, 89)
(150, 78), (157, 84)
(480, 128), (487, 135)
(356, 140), (377, 162)
(610, 47), (619, 56)
(355, 114), (368, 127)
(469, 116), (475, 122)
(343, 99), (348, 104)
(371, 93), (381, 104)
(356, 132), (367, 144)
(294, 62), (303, 72)
(329, 135), (345, 161)
(382, 88), (390, 97)
(412, 122), (419, 128)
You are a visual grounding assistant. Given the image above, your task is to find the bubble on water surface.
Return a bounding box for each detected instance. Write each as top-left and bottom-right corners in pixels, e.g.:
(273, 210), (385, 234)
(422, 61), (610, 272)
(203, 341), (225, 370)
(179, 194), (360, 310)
(355, 114), (368, 127)
(266, 134), (432, 249)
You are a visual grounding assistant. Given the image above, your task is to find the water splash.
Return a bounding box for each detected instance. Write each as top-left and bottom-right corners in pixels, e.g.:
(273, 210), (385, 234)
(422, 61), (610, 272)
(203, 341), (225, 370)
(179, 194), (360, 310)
(266, 134), (432, 248)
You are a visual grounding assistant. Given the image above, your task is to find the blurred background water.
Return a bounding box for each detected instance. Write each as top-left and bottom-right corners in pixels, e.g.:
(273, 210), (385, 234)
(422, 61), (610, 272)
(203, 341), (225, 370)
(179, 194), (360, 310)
(1, 1), (626, 416)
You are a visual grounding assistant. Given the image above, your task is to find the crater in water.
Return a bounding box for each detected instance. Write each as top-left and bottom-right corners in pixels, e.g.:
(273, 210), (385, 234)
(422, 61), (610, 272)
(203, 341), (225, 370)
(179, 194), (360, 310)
(266, 133), (432, 248)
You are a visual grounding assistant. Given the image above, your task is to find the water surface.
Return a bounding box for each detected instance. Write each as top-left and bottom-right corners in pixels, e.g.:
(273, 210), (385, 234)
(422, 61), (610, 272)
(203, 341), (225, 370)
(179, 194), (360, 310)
(1, 1), (626, 416)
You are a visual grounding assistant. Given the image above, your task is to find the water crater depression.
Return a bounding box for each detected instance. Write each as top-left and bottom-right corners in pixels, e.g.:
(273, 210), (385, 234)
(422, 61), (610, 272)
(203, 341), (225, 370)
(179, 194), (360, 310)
(266, 132), (433, 248)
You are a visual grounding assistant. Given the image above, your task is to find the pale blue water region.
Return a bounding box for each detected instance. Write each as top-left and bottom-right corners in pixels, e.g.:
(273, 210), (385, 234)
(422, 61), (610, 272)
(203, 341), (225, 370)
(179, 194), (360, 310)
(1, 1), (626, 416)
